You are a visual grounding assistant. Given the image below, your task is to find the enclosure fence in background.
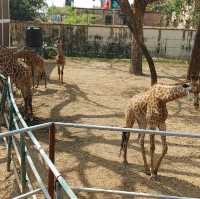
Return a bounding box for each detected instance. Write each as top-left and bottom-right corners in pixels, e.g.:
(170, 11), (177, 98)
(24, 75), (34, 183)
(10, 22), (196, 60)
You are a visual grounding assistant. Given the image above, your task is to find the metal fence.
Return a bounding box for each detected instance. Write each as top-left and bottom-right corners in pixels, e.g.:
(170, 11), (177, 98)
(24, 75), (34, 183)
(0, 74), (77, 199)
(0, 74), (200, 199)
(10, 22), (196, 60)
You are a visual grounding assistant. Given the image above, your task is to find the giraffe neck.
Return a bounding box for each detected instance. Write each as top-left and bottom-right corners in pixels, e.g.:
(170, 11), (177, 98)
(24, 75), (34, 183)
(154, 84), (189, 103)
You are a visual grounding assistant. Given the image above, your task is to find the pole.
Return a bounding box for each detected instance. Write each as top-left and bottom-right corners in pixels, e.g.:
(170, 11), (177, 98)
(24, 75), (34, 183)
(1, 0), (4, 46)
(8, 0), (10, 47)
(20, 132), (27, 193)
(7, 106), (13, 172)
(48, 123), (56, 199)
(56, 180), (63, 199)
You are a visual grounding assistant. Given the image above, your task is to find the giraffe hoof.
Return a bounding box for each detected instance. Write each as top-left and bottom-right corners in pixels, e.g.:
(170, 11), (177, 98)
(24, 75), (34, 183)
(123, 160), (129, 165)
(150, 174), (160, 181)
(145, 170), (151, 176)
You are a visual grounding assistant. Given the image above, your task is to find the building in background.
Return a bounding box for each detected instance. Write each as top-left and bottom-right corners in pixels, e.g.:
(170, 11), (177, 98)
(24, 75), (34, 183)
(101, 0), (119, 9)
(73, 0), (101, 8)
(65, 0), (74, 6)
(55, 0), (161, 26)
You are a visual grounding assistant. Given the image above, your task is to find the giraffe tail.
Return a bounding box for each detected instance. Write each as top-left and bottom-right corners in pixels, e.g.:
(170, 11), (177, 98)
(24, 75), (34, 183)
(119, 107), (135, 158)
(119, 131), (129, 157)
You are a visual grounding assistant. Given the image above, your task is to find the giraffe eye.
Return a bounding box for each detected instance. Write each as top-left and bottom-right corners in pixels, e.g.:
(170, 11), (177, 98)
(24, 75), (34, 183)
(182, 83), (189, 88)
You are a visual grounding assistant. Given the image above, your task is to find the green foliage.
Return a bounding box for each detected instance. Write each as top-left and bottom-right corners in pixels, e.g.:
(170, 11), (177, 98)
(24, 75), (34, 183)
(48, 6), (69, 15)
(10, 0), (47, 21)
(152, 0), (186, 15)
(48, 6), (97, 24)
(43, 47), (57, 59)
(151, 0), (198, 27)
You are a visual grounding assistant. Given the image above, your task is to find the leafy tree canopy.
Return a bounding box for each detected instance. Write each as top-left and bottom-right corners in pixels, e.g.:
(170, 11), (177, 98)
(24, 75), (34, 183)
(151, 0), (199, 27)
(48, 6), (97, 24)
(10, 0), (47, 21)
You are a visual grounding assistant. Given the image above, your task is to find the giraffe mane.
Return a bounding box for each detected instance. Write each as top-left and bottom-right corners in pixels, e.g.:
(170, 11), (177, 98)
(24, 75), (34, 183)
(156, 80), (190, 86)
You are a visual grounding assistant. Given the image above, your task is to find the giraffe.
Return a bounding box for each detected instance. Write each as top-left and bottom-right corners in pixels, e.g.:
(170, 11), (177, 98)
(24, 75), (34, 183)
(56, 39), (65, 84)
(15, 49), (47, 88)
(120, 82), (195, 179)
(0, 47), (33, 120)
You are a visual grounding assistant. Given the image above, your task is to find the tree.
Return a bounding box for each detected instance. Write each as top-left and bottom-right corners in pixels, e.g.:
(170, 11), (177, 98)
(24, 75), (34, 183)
(118, 0), (158, 85)
(187, 25), (200, 79)
(48, 6), (97, 24)
(152, 0), (199, 28)
(10, 0), (47, 21)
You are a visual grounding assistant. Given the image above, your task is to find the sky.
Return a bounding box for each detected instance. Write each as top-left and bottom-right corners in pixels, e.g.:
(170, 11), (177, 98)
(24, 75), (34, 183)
(46, 0), (101, 8)
(46, 0), (134, 8)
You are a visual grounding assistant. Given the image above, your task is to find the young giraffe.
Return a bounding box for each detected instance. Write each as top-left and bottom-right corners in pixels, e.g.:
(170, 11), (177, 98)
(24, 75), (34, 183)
(56, 39), (65, 84)
(15, 49), (47, 88)
(120, 82), (194, 179)
(0, 47), (33, 120)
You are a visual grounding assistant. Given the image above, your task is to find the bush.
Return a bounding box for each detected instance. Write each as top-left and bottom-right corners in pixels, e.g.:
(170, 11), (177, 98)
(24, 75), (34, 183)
(43, 47), (57, 59)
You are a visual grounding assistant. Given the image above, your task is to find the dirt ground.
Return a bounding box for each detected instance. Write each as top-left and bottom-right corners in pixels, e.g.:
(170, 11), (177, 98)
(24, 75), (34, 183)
(0, 137), (19, 199)
(4, 57), (200, 198)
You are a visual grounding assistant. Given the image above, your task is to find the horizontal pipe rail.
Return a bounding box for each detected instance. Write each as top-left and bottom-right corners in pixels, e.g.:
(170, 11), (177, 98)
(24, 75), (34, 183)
(8, 115), (37, 199)
(0, 122), (52, 138)
(55, 122), (200, 139)
(72, 187), (200, 199)
(6, 78), (78, 199)
(4, 114), (35, 197)
(2, 121), (200, 141)
(13, 188), (42, 199)
(12, 116), (51, 199)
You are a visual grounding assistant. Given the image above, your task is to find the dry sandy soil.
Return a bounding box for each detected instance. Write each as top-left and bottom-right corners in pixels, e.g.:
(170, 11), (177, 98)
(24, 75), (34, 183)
(0, 135), (19, 198)
(2, 57), (200, 198)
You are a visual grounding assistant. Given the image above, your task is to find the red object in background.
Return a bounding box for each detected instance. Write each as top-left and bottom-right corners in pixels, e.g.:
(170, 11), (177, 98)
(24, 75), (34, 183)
(102, 0), (111, 9)
(120, 0), (129, 13)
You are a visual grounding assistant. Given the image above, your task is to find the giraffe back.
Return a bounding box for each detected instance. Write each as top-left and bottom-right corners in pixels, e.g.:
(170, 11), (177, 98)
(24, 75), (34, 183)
(15, 49), (45, 74)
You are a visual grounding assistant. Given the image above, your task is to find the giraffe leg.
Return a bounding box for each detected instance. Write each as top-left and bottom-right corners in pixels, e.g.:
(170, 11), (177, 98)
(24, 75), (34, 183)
(120, 132), (130, 164)
(31, 65), (35, 88)
(137, 120), (150, 175)
(35, 74), (40, 88)
(149, 132), (156, 178)
(58, 65), (61, 82)
(120, 108), (135, 164)
(139, 134), (150, 175)
(44, 72), (47, 88)
(61, 64), (64, 84)
(137, 134), (141, 142)
(154, 123), (168, 175)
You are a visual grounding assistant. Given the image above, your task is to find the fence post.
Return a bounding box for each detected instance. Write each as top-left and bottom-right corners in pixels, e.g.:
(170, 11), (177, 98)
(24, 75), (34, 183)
(48, 123), (56, 199)
(0, 80), (7, 143)
(0, 80), (7, 113)
(7, 105), (13, 172)
(55, 180), (63, 199)
(20, 132), (27, 193)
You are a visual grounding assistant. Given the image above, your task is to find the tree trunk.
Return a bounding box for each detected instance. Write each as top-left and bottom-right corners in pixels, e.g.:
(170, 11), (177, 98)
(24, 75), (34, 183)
(187, 26), (200, 79)
(119, 0), (157, 85)
(130, 2), (144, 75)
(194, 0), (200, 27)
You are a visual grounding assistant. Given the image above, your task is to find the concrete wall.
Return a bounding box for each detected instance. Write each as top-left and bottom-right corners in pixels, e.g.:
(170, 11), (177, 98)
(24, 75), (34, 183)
(10, 22), (196, 59)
